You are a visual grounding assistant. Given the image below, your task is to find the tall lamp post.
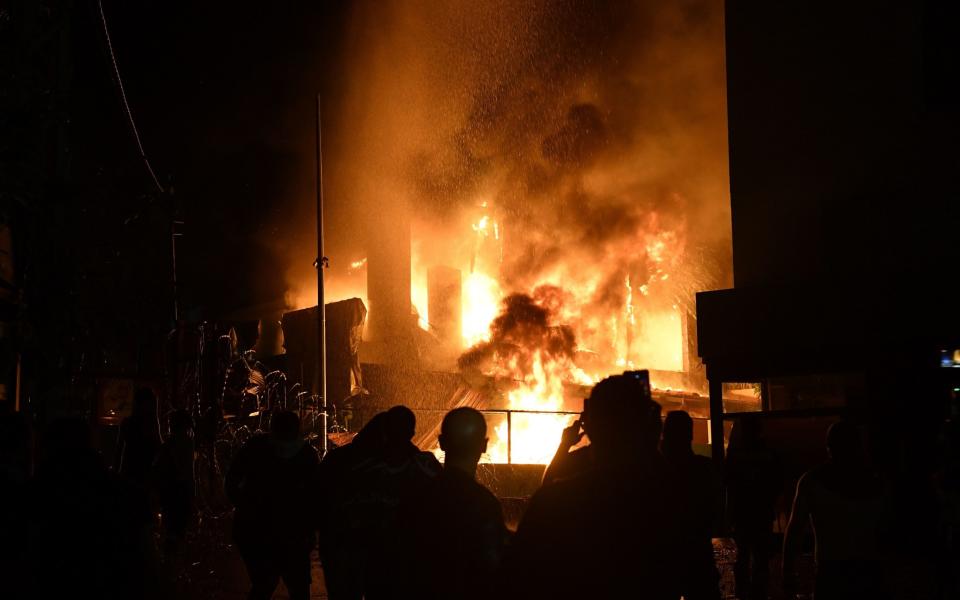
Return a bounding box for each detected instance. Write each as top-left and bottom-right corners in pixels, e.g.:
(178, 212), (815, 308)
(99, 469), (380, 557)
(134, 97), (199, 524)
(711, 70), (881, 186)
(315, 94), (329, 456)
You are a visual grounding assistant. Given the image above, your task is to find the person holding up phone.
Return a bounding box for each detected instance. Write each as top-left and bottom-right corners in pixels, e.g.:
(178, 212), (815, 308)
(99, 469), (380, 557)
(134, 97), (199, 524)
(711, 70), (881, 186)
(542, 416), (589, 485)
(542, 370), (656, 486)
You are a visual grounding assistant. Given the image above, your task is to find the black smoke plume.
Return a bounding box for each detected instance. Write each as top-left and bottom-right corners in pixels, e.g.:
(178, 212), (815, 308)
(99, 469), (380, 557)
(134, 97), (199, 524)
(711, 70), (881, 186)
(459, 289), (577, 379)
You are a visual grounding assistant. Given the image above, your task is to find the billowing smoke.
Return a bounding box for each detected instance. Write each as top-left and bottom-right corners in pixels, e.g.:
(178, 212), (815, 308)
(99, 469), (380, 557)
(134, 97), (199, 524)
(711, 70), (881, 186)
(459, 289), (578, 377)
(282, 0), (731, 375)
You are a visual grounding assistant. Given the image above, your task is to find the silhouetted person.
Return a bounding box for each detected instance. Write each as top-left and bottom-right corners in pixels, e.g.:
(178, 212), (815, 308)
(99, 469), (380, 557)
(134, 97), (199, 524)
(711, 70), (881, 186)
(316, 412), (389, 600)
(0, 413), (31, 600)
(503, 374), (683, 599)
(399, 407), (509, 599)
(116, 387), (163, 486)
(317, 406), (440, 600)
(939, 418), (960, 597)
(380, 405), (431, 468)
(365, 406), (443, 598)
(724, 414), (780, 600)
(782, 421), (888, 600)
(543, 373), (662, 486)
(154, 409), (195, 555)
(26, 418), (158, 599)
(886, 426), (942, 598)
(226, 410), (318, 600)
(661, 410), (722, 600)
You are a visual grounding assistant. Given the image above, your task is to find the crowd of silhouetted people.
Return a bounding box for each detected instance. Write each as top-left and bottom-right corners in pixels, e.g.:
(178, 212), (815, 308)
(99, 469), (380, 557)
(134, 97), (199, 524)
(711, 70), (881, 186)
(2, 374), (960, 599)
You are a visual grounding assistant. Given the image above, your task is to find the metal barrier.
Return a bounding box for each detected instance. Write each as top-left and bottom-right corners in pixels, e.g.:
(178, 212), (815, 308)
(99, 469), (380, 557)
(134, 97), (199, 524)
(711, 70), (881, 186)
(378, 406), (581, 464)
(477, 408), (580, 464)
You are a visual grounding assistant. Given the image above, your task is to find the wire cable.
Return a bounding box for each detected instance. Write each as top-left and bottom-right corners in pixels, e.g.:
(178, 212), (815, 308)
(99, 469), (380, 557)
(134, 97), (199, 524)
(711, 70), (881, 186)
(97, 0), (165, 193)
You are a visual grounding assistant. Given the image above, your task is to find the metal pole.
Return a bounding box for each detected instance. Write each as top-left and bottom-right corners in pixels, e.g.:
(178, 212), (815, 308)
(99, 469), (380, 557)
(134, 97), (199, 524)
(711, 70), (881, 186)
(506, 410), (512, 465)
(14, 352), (21, 412)
(315, 94), (328, 456)
(171, 215), (182, 322)
(709, 377), (724, 465)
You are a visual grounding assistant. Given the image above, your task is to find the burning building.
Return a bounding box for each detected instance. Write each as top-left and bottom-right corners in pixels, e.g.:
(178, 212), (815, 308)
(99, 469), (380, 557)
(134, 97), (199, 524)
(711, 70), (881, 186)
(282, 0), (736, 466)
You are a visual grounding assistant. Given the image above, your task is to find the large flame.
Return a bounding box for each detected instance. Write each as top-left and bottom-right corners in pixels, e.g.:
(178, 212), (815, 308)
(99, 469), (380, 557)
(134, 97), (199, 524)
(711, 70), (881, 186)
(422, 200), (691, 463)
(454, 288), (601, 464)
(462, 270), (501, 346)
(485, 352), (578, 464)
(413, 202), (689, 369)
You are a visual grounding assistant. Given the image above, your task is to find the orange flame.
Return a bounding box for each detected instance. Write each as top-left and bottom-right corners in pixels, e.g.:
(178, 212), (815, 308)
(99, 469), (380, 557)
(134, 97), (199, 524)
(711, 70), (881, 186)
(481, 353), (587, 464)
(462, 271), (501, 346)
(441, 205), (688, 463)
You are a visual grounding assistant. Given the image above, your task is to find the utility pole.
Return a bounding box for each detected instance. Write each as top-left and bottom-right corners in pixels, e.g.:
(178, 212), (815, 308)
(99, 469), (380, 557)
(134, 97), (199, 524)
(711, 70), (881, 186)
(170, 189), (183, 323)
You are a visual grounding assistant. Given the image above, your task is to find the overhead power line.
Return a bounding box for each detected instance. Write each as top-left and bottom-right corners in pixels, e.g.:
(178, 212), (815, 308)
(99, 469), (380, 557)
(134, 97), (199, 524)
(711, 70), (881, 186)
(97, 0), (165, 193)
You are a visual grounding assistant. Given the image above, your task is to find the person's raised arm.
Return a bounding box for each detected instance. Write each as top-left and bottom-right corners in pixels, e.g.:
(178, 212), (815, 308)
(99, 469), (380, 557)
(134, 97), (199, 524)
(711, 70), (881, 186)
(782, 473), (812, 596)
(542, 419), (583, 485)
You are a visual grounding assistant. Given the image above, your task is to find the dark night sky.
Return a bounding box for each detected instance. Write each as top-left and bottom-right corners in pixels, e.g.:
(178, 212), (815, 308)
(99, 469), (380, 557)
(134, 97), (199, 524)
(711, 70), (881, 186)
(68, 1), (351, 320)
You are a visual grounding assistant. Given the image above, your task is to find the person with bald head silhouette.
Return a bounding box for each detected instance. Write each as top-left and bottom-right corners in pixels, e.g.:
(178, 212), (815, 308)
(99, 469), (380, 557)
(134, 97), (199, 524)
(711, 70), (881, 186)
(397, 407), (508, 600)
(438, 407), (487, 468)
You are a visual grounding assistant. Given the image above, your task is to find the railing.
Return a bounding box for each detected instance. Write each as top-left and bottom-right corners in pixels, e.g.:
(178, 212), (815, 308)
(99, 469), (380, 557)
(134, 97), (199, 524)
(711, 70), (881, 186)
(400, 406), (581, 464)
(410, 408), (714, 463)
(477, 408), (581, 464)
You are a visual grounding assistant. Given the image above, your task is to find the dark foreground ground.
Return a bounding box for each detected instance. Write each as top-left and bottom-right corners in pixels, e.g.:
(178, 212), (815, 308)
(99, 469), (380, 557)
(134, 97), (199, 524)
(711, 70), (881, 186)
(166, 511), (817, 600)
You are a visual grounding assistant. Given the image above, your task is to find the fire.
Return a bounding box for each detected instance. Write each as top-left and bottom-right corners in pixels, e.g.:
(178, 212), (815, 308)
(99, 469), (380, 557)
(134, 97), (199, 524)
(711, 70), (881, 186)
(484, 352), (577, 463)
(411, 197), (694, 463)
(284, 199), (705, 463)
(462, 271), (501, 346)
(284, 257), (369, 312)
(293, 196), (689, 467)
(280, 0), (731, 464)
(454, 290), (596, 464)
(472, 215), (490, 234)
(460, 206), (504, 346)
(411, 240), (430, 331)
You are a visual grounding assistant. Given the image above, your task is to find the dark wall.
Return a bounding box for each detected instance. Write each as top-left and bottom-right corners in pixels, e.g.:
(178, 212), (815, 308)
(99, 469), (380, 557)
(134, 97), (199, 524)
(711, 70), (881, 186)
(725, 1), (960, 304)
